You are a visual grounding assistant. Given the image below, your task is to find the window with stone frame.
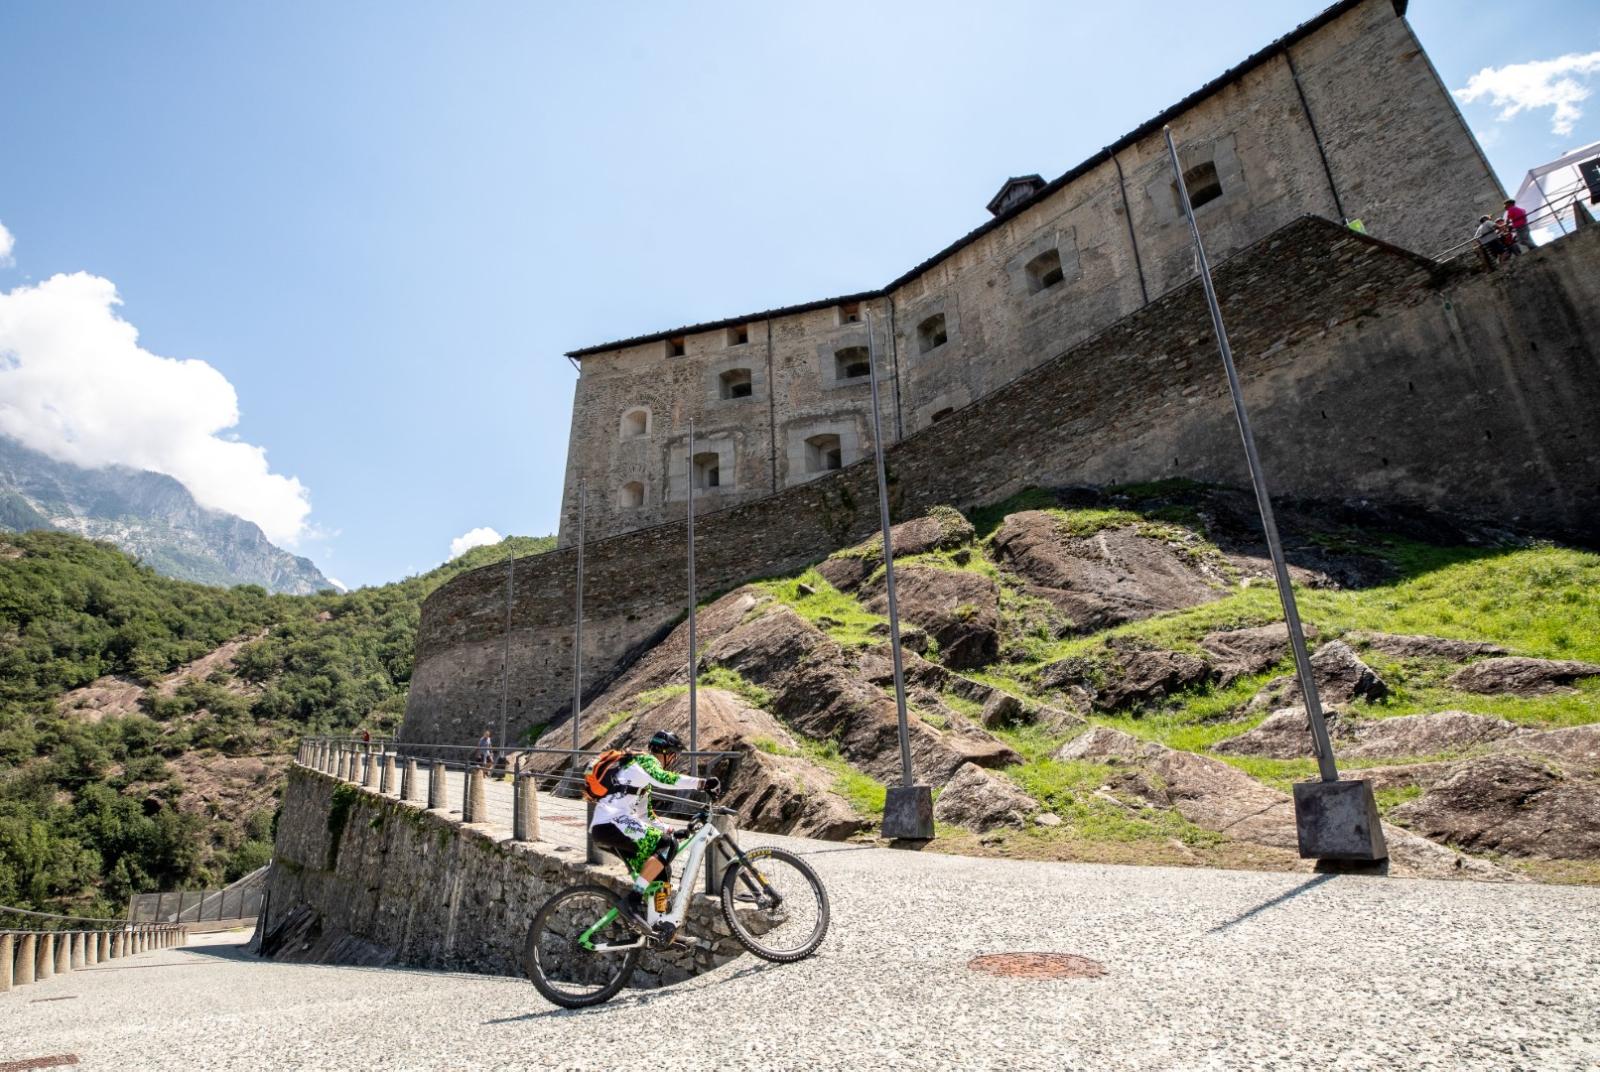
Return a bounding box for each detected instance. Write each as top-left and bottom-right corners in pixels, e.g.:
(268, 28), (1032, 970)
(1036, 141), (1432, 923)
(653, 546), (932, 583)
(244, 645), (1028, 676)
(838, 302), (862, 324)
(621, 408), (649, 438)
(693, 452), (721, 490)
(1176, 161), (1223, 211)
(1025, 248), (1065, 293)
(666, 336), (687, 358)
(618, 481), (645, 508)
(719, 368), (754, 399)
(917, 313), (948, 354)
(833, 346), (871, 381)
(727, 324), (750, 346)
(804, 434), (844, 473)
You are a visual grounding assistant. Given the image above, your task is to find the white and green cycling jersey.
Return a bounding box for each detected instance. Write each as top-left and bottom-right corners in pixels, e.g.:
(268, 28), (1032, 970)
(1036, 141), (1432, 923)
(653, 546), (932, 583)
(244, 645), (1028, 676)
(590, 753), (707, 832)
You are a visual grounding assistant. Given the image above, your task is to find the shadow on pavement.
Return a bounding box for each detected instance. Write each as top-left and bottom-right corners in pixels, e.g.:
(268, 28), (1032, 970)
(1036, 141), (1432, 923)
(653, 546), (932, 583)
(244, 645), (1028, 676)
(1208, 872), (1338, 934)
(485, 959), (786, 1022)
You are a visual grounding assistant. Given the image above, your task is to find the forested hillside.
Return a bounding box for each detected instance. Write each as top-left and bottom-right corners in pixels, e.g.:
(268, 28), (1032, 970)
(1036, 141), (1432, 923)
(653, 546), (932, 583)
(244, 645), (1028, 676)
(0, 529), (554, 915)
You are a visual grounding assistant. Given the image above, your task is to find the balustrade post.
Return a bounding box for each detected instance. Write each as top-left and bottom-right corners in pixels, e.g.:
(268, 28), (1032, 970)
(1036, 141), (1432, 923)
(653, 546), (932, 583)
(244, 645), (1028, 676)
(380, 752), (396, 795)
(514, 771), (540, 841)
(360, 750), (375, 788)
(36, 933), (53, 980)
(401, 759), (418, 802)
(16, 933), (35, 985)
(55, 932), (71, 974)
(113, 929), (125, 958)
(428, 762), (446, 809)
(0, 932), (12, 992)
(69, 931), (84, 969)
(334, 746), (347, 780)
(463, 768), (485, 823)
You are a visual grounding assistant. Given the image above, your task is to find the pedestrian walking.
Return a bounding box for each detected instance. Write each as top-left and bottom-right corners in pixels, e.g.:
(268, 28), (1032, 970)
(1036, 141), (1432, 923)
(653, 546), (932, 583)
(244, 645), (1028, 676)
(1503, 198), (1533, 251)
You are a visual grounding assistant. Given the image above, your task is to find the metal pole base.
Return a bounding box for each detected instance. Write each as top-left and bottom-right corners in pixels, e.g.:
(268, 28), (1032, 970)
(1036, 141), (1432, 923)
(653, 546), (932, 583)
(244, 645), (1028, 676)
(881, 785), (934, 840)
(1292, 779), (1388, 861)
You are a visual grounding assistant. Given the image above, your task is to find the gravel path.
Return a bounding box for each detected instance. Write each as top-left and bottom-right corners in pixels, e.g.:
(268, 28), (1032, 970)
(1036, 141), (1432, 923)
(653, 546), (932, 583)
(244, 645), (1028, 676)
(6, 837), (1600, 1072)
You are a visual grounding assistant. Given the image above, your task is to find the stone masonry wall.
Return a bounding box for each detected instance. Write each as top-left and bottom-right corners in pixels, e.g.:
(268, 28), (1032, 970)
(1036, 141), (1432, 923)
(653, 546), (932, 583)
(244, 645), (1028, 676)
(556, 0), (1504, 547)
(403, 219), (1600, 746)
(261, 765), (739, 983)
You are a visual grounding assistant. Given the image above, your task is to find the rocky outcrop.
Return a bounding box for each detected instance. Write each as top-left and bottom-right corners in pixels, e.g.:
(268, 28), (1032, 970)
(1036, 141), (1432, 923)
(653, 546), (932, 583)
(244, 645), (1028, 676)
(932, 764), (1038, 832)
(989, 512), (1229, 633)
(1200, 623), (1318, 684)
(1061, 728), (1510, 880)
(1034, 642), (1212, 713)
(1247, 641), (1388, 710)
(816, 507), (976, 592)
(1446, 657), (1600, 695)
(1391, 756), (1600, 859)
(1345, 631), (1505, 661)
(1216, 709), (1522, 761)
(860, 566), (999, 670)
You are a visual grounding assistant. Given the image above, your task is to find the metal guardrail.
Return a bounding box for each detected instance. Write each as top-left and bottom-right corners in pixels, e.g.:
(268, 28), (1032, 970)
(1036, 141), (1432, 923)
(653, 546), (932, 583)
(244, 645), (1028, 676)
(294, 736), (741, 864)
(1, 905), (186, 994)
(1432, 173), (1594, 264)
(128, 866), (267, 924)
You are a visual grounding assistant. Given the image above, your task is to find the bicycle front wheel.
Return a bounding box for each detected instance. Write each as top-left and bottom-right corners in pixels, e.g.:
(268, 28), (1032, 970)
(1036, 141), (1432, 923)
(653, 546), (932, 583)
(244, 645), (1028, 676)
(719, 845), (829, 963)
(524, 884), (643, 1008)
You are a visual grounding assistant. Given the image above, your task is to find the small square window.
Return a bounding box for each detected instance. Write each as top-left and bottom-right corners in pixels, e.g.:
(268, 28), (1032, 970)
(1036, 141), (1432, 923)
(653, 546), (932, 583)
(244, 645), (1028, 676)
(693, 452), (721, 490)
(1025, 249), (1064, 293)
(834, 346), (871, 381)
(917, 314), (948, 355)
(719, 368), (754, 400)
(727, 325), (749, 347)
(667, 337), (687, 358)
(839, 302), (861, 324)
(805, 434), (843, 473)
(1177, 162), (1223, 211)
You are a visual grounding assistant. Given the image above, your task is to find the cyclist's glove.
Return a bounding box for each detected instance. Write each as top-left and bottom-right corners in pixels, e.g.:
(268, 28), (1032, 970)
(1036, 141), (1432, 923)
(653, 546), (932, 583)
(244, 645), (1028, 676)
(702, 776), (722, 798)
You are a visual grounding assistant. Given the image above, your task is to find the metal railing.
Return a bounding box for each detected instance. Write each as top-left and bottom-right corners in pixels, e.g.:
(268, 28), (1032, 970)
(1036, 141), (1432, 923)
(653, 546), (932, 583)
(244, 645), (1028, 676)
(1432, 172), (1595, 264)
(1, 905), (186, 994)
(294, 736), (740, 866)
(128, 866), (267, 924)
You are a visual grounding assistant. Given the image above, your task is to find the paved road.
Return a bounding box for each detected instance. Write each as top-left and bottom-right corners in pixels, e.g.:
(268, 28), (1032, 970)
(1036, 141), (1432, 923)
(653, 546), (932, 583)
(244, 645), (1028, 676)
(7, 834), (1600, 1072)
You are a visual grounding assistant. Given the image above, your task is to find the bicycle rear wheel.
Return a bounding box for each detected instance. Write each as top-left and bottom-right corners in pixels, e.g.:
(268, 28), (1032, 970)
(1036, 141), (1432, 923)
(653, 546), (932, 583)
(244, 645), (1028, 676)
(524, 884), (643, 1008)
(719, 845), (829, 963)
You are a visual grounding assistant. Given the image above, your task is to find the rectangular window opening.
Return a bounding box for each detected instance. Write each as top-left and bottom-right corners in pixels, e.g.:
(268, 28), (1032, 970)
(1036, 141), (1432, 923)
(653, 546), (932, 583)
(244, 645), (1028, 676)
(1179, 162), (1223, 211)
(667, 337), (687, 358)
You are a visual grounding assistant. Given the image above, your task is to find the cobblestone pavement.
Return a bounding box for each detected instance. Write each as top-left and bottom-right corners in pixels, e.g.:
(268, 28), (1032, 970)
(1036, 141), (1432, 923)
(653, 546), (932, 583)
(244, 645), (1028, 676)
(6, 829), (1600, 1072)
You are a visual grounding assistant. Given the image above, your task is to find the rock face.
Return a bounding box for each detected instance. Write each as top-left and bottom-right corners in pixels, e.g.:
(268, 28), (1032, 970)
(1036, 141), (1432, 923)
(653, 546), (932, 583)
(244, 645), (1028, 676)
(1392, 756), (1600, 859)
(1345, 631), (1505, 661)
(1446, 657), (1600, 695)
(1217, 709), (1522, 761)
(989, 512), (1229, 633)
(1213, 707), (1340, 759)
(1035, 643), (1212, 713)
(1200, 623), (1318, 684)
(816, 507), (975, 592)
(1061, 728), (1510, 880)
(1248, 640), (1388, 710)
(860, 566), (999, 670)
(931, 763), (1038, 832)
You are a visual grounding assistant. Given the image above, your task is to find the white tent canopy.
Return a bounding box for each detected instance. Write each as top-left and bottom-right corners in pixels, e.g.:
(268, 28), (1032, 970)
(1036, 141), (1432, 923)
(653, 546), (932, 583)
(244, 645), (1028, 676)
(1514, 140), (1600, 236)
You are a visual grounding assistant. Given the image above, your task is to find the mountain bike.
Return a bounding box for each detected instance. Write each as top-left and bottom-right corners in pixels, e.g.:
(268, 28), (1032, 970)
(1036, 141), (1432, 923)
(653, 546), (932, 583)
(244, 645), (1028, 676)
(524, 796), (830, 1008)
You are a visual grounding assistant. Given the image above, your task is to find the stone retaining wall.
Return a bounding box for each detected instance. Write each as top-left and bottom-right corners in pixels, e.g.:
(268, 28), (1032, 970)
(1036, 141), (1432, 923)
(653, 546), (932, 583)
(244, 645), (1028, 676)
(260, 765), (742, 985)
(404, 218), (1600, 747)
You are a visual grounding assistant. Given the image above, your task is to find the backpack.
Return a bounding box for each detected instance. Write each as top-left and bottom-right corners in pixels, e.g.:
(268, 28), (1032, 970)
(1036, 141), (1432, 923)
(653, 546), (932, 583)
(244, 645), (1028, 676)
(582, 749), (634, 803)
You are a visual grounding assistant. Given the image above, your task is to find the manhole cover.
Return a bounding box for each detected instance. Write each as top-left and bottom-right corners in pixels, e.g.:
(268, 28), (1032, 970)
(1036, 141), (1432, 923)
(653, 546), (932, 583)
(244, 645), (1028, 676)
(967, 953), (1106, 980)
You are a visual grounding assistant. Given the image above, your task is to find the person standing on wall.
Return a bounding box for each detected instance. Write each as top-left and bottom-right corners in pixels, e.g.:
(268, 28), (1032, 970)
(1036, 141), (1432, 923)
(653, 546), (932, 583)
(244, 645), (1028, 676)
(1504, 198), (1533, 251)
(474, 727), (496, 774)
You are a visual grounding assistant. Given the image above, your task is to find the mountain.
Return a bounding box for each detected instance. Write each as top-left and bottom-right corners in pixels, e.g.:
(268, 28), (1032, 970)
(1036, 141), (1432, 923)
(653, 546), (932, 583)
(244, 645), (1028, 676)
(0, 435), (333, 594)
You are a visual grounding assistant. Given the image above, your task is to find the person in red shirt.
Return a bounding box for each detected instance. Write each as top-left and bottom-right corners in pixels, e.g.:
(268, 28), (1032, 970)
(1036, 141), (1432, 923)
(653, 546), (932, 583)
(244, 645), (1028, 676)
(1503, 199), (1533, 251)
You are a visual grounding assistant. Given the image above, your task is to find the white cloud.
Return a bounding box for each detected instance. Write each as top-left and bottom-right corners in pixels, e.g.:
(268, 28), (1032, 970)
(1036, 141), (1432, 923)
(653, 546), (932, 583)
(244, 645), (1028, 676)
(0, 220), (14, 267)
(326, 576), (349, 592)
(449, 527), (502, 559)
(0, 270), (314, 545)
(1455, 51), (1600, 136)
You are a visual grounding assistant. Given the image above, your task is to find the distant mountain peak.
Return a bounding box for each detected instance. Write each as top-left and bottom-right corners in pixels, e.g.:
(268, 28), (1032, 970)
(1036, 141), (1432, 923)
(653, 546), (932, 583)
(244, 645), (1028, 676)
(0, 434), (332, 594)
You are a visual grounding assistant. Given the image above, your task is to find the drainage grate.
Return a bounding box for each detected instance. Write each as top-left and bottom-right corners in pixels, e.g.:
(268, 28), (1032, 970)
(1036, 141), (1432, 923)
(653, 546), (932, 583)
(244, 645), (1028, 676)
(968, 952), (1106, 980)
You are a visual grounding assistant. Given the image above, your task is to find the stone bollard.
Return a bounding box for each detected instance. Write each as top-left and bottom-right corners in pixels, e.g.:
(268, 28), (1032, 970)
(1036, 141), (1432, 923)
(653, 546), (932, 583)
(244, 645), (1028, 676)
(113, 929), (125, 958)
(84, 931), (98, 966)
(401, 759), (418, 802)
(36, 933), (54, 981)
(69, 931), (84, 970)
(16, 933), (35, 986)
(428, 762), (446, 809)
(380, 752), (396, 795)
(316, 742), (328, 772)
(55, 932), (71, 975)
(463, 768), (485, 823)
(334, 747), (347, 780)
(360, 751), (375, 788)
(0, 932), (12, 992)
(99, 931), (111, 962)
(513, 772), (540, 841)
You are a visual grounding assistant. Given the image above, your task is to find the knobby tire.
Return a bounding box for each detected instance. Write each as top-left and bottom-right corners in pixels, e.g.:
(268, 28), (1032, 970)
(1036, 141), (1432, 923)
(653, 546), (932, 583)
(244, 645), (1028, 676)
(718, 845), (829, 963)
(525, 884), (643, 1009)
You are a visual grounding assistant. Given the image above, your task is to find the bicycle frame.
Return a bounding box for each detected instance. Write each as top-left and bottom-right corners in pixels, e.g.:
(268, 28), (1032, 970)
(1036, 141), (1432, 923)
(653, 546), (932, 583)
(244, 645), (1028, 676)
(579, 812), (735, 954)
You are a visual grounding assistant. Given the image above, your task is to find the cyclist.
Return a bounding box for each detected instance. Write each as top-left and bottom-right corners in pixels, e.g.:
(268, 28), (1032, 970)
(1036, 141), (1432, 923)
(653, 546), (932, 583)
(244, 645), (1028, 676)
(587, 729), (720, 936)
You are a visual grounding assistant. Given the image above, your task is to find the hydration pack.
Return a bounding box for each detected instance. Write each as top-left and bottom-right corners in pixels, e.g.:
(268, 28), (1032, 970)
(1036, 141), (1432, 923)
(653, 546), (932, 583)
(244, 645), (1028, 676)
(582, 749), (633, 803)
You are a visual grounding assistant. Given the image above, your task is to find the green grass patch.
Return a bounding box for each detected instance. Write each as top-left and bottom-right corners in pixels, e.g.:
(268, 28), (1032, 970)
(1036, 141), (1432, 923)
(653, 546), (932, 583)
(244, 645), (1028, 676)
(749, 736), (800, 757)
(697, 666), (772, 710)
(753, 568), (887, 649)
(940, 692), (985, 720)
(798, 738), (887, 816)
(1374, 784), (1424, 815)
(1005, 758), (1225, 848)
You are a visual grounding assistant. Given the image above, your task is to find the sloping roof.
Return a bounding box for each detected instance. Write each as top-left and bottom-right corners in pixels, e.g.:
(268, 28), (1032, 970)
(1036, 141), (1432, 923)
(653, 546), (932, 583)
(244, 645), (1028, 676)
(986, 175), (1047, 216)
(565, 0), (1406, 360)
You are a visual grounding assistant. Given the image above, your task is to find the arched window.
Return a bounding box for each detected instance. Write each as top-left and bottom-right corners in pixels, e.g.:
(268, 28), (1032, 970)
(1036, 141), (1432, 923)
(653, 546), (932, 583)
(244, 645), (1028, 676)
(693, 452), (721, 489)
(720, 368), (753, 399)
(1025, 249), (1064, 292)
(621, 408), (649, 439)
(917, 314), (948, 354)
(833, 346), (870, 381)
(1176, 162), (1223, 211)
(805, 434), (843, 473)
(618, 481), (645, 508)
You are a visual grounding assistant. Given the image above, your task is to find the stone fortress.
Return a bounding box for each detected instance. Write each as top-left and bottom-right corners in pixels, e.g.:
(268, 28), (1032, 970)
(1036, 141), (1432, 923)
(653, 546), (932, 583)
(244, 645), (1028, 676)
(401, 0), (1599, 747)
(556, 0), (1500, 547)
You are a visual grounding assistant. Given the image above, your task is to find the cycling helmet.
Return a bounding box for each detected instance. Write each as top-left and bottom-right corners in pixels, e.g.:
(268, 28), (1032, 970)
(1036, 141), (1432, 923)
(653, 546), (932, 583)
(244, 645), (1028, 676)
(647, 729), (685, 754)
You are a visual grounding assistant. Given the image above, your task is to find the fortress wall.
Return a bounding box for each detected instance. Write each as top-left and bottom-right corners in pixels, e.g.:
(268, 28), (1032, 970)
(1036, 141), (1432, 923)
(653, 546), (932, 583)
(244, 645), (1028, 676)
(403, 219), (1600, 746)
(556, 0), (1502, 548)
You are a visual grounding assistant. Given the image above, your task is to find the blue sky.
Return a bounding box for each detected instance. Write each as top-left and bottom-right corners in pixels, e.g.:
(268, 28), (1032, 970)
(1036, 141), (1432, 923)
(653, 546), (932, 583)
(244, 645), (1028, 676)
(1, 0), (1595, 588)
